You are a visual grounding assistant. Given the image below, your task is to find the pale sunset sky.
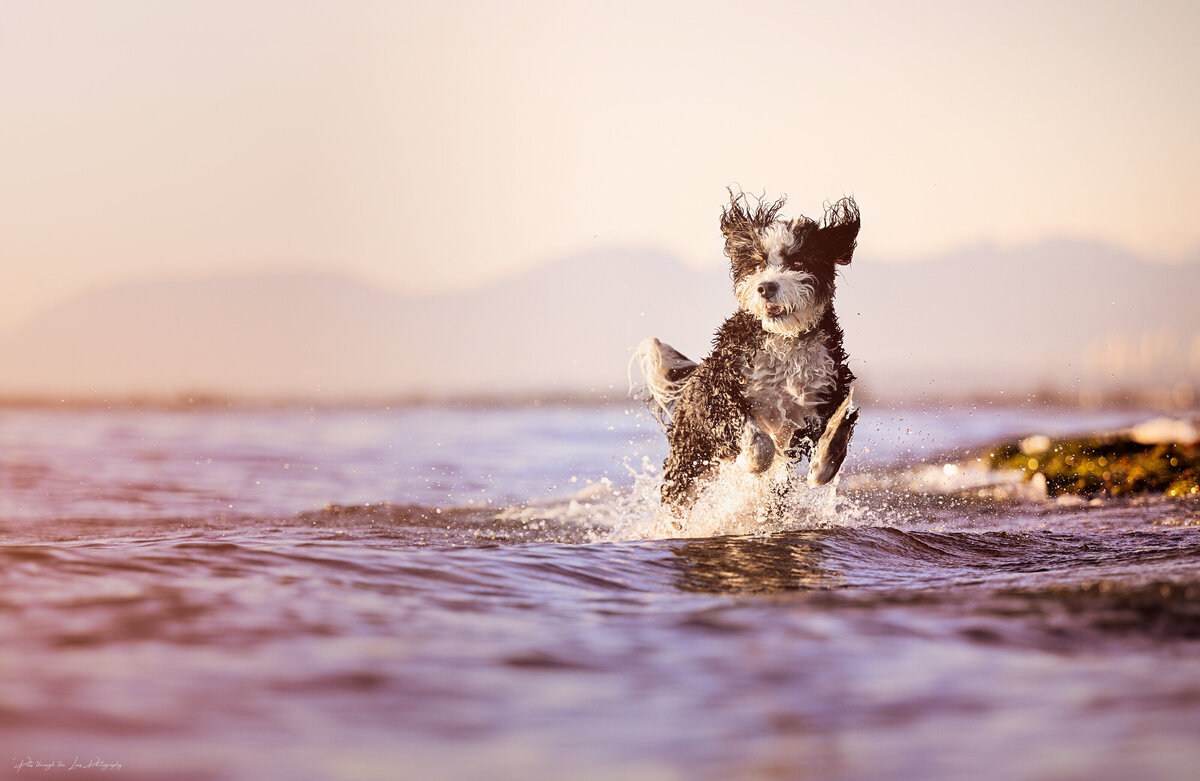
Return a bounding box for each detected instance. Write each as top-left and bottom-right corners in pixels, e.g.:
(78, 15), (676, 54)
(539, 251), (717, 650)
(2, 0), (1199, 333)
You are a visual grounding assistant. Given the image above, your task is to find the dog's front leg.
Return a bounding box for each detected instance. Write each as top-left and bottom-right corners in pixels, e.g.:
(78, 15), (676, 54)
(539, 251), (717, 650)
(807, 392), (859, 487)
(735, 417), (775, 474)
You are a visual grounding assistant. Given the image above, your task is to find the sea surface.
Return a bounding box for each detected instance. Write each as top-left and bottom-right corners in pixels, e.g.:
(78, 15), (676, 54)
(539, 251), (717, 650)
(1, 402), (1198, 780)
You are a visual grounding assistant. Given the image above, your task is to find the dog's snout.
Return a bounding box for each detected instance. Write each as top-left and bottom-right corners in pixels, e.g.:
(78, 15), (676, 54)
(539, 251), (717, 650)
(757, 281), (779, 299)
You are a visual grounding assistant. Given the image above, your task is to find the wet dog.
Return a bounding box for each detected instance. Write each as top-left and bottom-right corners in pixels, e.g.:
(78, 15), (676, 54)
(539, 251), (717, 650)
(636, 190), (860, 509)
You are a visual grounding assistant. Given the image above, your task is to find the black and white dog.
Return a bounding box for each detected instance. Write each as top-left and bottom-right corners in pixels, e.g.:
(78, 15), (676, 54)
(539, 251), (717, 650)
(636, 190), (861, 510)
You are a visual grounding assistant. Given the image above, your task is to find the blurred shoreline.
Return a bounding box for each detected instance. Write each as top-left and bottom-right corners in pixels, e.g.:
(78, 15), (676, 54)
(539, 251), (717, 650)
(1, 382), (1197, 413)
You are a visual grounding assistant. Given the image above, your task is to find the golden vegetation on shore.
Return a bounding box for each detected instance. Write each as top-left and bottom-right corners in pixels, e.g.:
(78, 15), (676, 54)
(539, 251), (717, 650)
(989, 419), (1200, 498)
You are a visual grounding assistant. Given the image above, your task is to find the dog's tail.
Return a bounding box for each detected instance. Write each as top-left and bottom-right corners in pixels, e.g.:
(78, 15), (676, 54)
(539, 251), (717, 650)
(629, 337), (699, 430)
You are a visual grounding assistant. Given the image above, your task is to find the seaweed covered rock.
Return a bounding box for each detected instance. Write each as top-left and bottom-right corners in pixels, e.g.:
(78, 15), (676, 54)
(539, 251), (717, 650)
(988, 418), (1200, 498)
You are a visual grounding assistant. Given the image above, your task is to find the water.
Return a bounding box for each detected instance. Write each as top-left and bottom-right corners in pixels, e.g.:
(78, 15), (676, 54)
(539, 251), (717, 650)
(1, 402), (1198, 780)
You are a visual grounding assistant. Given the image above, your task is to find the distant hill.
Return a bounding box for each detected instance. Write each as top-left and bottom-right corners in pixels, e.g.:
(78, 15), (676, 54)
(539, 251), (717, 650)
(0, 249), (730, 398)
(0, 241), (1197, 399)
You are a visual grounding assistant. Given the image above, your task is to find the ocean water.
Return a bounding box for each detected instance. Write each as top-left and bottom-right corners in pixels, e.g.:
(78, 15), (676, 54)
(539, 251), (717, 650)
(1, 402), (1198, 780)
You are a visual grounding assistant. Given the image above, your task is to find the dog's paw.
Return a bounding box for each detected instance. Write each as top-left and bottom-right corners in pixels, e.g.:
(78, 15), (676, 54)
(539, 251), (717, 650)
(808, 395), (859, 487)
(736, 420), (775, 474)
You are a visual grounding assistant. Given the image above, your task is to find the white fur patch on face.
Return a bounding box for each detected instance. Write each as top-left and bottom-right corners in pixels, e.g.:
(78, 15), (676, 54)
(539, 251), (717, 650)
(730, 220), (828, 335)
(735, 266), (826, 335)
(758, 223), (794, 267)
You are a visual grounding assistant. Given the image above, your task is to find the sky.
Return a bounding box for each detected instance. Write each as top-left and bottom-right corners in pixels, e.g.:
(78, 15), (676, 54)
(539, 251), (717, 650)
(2, 0), (1199, 335)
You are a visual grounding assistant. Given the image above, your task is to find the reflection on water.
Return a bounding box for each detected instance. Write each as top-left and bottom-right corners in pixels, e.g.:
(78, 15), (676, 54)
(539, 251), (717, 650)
(670, 534), (842, 593)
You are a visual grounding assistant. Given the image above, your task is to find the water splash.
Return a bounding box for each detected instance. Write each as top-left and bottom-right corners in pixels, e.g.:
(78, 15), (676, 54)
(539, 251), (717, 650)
(591, 456), (872, 542)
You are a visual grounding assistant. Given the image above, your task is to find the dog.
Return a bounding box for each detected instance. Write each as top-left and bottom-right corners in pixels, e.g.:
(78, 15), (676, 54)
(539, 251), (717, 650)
(635, 189), (860, 510)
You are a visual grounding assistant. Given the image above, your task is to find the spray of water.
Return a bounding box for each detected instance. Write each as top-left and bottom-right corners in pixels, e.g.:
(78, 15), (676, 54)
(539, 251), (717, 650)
(579, 456), (871, 542)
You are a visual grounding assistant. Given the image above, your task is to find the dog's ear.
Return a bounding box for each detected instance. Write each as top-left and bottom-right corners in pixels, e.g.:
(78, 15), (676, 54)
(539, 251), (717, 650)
(720, 189), (752, 239)
(720, 188), (788, 238)
(813, 197), (860, 266)
(720, 189), (757, 267)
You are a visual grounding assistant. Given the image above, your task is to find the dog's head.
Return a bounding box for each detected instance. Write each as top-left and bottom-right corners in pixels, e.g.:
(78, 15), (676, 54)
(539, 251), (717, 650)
(721, 190), (859, 336)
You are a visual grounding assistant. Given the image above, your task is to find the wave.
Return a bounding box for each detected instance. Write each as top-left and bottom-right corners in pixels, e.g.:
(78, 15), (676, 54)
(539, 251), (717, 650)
(4, 518), (1198, 650)
(6, 451), (1199, 550)
(3, 446), (1199, 658)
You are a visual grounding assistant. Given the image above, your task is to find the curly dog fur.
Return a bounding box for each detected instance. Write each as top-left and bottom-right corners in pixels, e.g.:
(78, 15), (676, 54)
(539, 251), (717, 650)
(635, 189), (861, 509)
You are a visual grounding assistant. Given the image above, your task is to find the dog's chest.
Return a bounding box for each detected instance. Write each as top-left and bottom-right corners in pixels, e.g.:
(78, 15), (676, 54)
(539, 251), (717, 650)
(743, 334), (837, 443)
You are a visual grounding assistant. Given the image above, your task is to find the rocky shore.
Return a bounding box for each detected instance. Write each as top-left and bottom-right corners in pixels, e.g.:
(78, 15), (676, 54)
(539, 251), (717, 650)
(987, 417), (1200, 499)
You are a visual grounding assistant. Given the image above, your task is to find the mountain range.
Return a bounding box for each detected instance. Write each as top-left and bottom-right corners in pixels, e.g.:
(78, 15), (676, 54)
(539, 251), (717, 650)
(1, 241), (1197, 400)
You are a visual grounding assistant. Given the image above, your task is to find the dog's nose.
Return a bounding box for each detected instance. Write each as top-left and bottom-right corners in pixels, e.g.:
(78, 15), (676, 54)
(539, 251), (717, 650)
(757, 281), (779, 300)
